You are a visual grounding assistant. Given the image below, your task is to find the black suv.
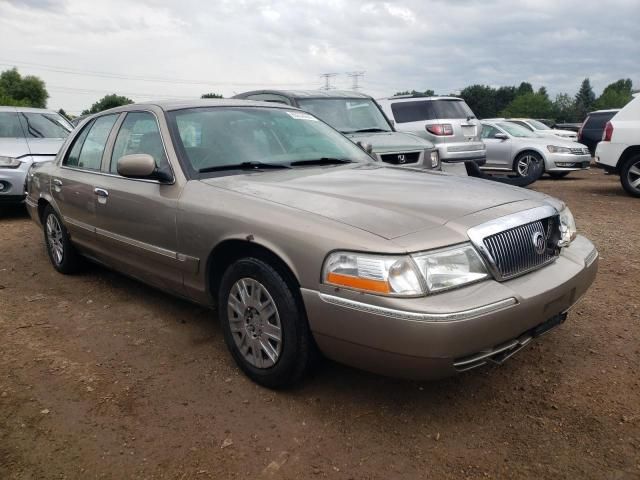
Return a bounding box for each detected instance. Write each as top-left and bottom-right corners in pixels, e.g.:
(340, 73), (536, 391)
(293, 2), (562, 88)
(578, 109), (620, 156)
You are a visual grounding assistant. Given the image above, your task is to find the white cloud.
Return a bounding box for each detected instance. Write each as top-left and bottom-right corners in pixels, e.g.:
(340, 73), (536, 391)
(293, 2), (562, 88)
(0, 0), (638, 113)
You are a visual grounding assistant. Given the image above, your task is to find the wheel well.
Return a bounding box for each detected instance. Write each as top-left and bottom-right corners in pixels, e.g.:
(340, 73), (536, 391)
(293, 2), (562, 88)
(206, 240), (301, 304)
(37, 198), (51, 223)
(619, 145), (640, 166)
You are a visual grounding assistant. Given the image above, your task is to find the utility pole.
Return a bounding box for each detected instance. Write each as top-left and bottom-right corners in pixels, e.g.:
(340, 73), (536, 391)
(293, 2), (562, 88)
(320, 73), (338, 90)
(347, 71), (365, 91)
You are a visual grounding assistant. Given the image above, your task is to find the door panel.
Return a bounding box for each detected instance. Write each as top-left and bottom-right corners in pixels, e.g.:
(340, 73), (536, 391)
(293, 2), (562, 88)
(481, 124), (513, 169)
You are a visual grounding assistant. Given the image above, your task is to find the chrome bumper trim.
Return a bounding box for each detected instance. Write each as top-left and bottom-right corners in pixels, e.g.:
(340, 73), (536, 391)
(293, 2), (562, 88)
(585, 247), (598, 267)
(317, 293), (517, 323)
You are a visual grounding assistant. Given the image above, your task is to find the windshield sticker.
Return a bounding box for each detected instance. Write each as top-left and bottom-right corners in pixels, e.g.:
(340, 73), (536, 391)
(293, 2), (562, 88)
(287, 111), (318, 121)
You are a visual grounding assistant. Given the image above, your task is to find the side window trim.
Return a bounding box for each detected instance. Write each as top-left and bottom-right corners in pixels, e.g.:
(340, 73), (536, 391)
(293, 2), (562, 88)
(106, 109), (175, 183)
(62, 118), (95, 168)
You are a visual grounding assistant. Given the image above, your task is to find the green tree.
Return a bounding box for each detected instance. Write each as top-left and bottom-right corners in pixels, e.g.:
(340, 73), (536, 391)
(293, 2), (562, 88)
(0, 68), (48, 108)
(459, 85), (497, 119)
(501, 92), (553, 118)
(516, 82), (534, 97)
(393, 89), (435, 97)
(552, 93), (576, 122)
(574, 78), (596, 122)
(495, 86), (517, 115)
(201, 92), (223, 99)
(82, 94), (133, 115)
(595, 79), (633, 109)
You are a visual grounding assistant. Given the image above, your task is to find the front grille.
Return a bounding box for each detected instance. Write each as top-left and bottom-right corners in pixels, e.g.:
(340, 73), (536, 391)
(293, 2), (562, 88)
(483, 216), (561, 280)
(380, 151), (420, 165)
(570, 147), (589, 155)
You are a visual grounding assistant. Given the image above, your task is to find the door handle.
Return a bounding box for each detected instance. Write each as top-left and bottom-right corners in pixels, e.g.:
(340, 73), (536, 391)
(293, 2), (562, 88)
(52, 178), (62, 186)
(94, 188), (109, 198)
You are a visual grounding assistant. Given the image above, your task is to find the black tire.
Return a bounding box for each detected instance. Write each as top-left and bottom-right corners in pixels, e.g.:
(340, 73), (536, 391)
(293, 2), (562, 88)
(42, 205), (84, 274)
(548, 171), (570, 179)
(513, 151), (544, 186)
(619, 154), (640, 198)
(218, 257), (314, 388)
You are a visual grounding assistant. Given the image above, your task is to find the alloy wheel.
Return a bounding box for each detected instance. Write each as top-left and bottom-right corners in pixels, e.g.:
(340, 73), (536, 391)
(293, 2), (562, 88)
(227, 278), (282, 369)
(516, 154), (537, 177)
(46, 214), (64, 265)
(627, 159), (640, 192)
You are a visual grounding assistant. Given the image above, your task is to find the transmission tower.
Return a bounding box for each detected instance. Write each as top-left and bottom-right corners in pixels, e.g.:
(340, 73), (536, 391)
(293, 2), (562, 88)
(320, 73), (338, 90)
(347, 71), (366, 91)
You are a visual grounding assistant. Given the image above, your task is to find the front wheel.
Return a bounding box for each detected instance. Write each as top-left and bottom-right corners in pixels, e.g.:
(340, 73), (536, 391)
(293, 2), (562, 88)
(620, 154), (640, 198)
(218, 257), (314, 388)
(513, 152), (544, 186)
(42, 205), (84, 274)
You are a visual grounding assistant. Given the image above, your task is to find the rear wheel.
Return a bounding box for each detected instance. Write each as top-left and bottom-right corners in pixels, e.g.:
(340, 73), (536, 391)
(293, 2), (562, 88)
(620, 154), (640, 198)
(513, 152), (544, 185)
(548, 171), (570, 179)
(218, 257), (314, 388)
(42, 205), (84, 274)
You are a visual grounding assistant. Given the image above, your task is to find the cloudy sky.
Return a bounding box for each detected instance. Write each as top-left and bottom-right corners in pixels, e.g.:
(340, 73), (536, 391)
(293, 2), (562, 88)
(1, 0), (639, 114)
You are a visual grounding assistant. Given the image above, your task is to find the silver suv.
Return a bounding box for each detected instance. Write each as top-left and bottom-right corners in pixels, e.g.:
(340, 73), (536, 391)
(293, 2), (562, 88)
(233, 90), (440, 170)
(377, 96), (486, 166)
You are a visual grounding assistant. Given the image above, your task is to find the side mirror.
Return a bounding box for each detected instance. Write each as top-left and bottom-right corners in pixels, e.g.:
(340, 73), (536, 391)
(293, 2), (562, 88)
(356, 141), (374, 154)
(494, 133), (508, 140)
(117, 154), (157, 178)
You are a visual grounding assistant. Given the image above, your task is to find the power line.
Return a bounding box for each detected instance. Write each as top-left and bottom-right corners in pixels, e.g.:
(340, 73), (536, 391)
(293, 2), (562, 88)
(0, 59), (315, 88)
(47, 85), (197, 99)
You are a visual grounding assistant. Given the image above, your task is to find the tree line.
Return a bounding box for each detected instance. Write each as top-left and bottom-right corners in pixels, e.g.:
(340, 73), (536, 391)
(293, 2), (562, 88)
(395, 78), (634, 123)
(0, 66), (634, 123)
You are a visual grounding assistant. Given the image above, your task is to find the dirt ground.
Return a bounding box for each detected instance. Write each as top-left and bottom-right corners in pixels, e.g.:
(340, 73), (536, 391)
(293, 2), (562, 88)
(1, 169), (639, 479)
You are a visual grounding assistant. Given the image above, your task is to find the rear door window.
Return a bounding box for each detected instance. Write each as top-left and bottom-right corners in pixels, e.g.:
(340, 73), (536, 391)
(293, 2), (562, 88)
(64, 114), (118, 170)
(110, 112), (169, 173)
(0, 112), (25, 138)
(391, 99), (474, 123)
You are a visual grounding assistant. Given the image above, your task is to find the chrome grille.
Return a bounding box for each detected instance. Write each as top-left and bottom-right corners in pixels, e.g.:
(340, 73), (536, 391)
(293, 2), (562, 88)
(570, 147), (589, 155)
(380, 151), (420, 165)
(482, 216), (561, 280)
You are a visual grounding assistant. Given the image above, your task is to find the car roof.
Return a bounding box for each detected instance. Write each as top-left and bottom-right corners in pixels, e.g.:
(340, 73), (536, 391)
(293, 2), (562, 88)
(93, 98), (301, 114)
(0, 106), (61, 114)
(587, 109), (620, 115)
(377, 95), (463, 102)
(234, 89), (373, 100)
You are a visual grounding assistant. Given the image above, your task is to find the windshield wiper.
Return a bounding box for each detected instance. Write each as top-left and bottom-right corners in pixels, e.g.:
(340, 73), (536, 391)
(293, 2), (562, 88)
(290, 158), (354, 167)
(198, 161), (291, 173)
(343, 128), (390, 133)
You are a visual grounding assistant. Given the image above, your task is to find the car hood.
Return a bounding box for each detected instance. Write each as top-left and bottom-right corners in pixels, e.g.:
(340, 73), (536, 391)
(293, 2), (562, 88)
(343, 131), (434, 153)
(200, 164), (550, 240)
(0, 137), (64, 159)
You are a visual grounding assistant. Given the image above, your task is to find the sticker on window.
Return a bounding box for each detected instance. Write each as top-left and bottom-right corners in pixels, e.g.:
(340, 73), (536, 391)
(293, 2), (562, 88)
(286, 111), (318, 121)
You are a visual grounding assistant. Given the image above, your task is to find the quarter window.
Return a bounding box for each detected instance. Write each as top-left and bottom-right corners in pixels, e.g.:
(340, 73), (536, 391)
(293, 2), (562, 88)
(64, 114), (118, 170)
(110, 112), (168, 173)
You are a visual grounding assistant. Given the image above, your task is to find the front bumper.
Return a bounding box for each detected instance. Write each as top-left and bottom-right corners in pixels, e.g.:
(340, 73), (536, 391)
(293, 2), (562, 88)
(545, 153), (591, 172)
(303, 235), (598, 380)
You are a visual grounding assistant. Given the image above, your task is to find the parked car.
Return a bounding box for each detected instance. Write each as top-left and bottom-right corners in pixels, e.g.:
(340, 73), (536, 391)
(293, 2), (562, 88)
(595, 95), (640, 197)
(578, 109), (620, 156)
(26, 100), (598, 388)
(377, 95), (486, 167)
(232, 90), (440, 170)
(0, 107), (72, 205)
(480, 120), (591, 183)
(506, 118), (578, 141)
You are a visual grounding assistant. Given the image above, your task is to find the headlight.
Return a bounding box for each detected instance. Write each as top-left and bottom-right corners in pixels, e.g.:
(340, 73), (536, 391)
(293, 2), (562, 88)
(547, 145), (571, 154)
(412, 244), (489, 293)
(429, 150), (439, 168)
(0, 156), (21, 168)
(558, 206), (577, 246)
(323, 252), (424, 296)
(323, 243), (490, 297)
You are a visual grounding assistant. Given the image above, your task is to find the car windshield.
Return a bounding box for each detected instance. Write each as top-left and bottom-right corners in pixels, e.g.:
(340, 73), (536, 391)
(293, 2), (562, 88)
(17, 112), (72, 138)
(296, 98), (391, 133)
(168, 107), (374, 173)
(527, 119), (551, 131)
(497, 122), (538, 138)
